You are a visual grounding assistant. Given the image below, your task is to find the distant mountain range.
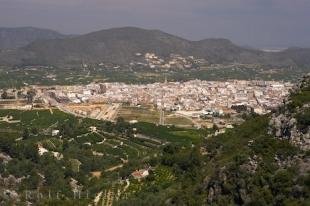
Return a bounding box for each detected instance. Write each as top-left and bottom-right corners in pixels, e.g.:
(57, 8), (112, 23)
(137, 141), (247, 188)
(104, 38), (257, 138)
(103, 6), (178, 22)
(0, 27), (67, 49)
(0, 26), (310, 67)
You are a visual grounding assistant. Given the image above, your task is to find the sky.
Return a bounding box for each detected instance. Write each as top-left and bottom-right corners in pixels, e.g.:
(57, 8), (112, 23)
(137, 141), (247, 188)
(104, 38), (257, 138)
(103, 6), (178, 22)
(0, 0), (310, 48)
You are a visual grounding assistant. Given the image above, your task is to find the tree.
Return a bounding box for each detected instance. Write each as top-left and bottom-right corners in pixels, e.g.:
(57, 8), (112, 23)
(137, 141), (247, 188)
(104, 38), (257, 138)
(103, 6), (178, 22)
(22, 128), (30, 140)
(26, 90), (36, 103)
(60, 122), (75, 138)
(23, 143), (39, 162)
(31, 127), (38, 135)
(0, 136), (14, 154)
(1, 91), (8, 99)
(163, 144), (179, 155)
(115, 117), (131, 136)
(20, 169), (40, 190)
(212, 124), (219, 132)
(11, 142), (39, 162)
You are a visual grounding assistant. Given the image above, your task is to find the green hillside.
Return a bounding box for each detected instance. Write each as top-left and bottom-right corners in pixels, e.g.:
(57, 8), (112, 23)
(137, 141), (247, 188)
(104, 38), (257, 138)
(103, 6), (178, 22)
(115, 75), (310, 205)
(0, 109), (206, 205)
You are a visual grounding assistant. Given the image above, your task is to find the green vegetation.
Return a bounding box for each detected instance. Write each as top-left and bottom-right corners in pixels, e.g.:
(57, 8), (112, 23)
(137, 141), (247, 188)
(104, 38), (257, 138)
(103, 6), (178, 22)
(290, 88), (310, 109)
(165, 115), (194, 126)
(0, 64), (307, 89)
(116, 113), (308, 205)
(1, 75), (309, 205)
(135, 122), (206, 145)
(118, 106), (195, 127)
(0, 109), (207, 205)
(114, 77), (310, 205)
(118, 106), (160, 123)
(289, 77), (310, 133)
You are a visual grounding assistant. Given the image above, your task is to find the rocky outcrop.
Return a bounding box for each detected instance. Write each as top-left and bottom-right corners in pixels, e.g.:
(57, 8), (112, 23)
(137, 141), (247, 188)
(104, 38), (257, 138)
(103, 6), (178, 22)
(240, 155), (260, 174)
(0, 189), (20, 203)
(269, 113), (309, 150)
(269, 74), (310, 151)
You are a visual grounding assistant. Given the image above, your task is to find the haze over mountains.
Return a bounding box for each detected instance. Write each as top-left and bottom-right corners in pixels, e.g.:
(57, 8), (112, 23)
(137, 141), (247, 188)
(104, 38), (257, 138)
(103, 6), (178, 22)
(0, 27), (67, 49)
(0, 26), (310, 67)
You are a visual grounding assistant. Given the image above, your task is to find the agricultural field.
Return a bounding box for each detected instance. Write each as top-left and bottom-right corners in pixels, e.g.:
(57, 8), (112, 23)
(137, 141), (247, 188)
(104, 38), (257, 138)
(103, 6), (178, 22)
(117, 105), (160, 123)
(165, 115), (194, 126)
(0, 109), (207, 205)
(0, 64), (306, 89)
(117, 105), (197, 128)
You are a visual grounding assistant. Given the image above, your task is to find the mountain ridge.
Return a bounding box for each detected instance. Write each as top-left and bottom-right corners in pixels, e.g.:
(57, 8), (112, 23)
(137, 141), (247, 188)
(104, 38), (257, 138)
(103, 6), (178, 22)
(0, 27), (68, 50)
(0, 27), (310, 67)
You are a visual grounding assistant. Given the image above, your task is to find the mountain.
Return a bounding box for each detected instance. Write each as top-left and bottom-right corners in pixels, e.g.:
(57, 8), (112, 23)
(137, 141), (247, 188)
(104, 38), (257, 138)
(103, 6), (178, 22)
(21, 27), (267, 66)
(0, 27), (310, 67)
(21, 27), (192, 65)
(0, 27), (67, 49)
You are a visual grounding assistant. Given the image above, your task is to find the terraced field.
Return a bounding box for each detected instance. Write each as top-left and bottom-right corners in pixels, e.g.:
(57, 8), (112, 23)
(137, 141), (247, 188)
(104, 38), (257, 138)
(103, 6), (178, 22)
(0, 109), (205, 204)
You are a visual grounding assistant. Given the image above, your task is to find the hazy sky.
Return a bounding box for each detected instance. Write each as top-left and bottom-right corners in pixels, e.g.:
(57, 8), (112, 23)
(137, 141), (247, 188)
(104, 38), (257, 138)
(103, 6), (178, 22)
(1, 0), (310, 48)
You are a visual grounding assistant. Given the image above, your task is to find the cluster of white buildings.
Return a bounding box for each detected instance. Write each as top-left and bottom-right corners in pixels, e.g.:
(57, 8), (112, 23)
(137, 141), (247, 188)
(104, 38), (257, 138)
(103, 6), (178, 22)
(47, 80), (293, 115)
(130, 53), (208, 70)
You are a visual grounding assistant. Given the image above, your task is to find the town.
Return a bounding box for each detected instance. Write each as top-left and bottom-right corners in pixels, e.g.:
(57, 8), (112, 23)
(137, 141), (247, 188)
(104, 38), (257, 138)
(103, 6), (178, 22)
(0, 79), (293, 128)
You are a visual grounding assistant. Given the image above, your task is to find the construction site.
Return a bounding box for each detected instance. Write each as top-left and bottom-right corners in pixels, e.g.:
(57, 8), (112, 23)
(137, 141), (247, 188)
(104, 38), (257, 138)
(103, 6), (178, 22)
(59, 103), (121, 122)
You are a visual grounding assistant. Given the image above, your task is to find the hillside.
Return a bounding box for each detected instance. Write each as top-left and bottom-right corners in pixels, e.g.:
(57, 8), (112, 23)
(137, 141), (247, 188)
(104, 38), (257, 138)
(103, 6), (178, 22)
(0, 27), (67, 50)
(0, 109), (205, 205)
(22, 27), (192, 65)
(0, 27), (310, 67)
(116, 74), (310, 205)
